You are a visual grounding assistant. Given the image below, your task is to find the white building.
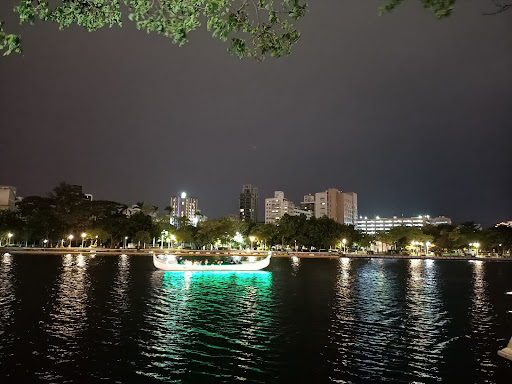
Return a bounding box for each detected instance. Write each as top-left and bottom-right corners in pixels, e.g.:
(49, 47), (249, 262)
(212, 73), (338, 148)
(265, 191), (295, 224)
(314, 188), (358, 225)
(170, 192), (200, 227)
(0, 186), (16, 210)
(356, 215), (452, 235)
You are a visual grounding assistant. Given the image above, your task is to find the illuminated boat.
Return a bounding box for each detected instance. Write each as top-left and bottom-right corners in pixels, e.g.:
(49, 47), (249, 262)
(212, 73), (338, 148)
(498, 338), (512, 361)
(153, 252), (272, 271)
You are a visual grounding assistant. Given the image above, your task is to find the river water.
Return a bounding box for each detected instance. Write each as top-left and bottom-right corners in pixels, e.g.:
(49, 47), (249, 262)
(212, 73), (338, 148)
(0, 253), (511, 383)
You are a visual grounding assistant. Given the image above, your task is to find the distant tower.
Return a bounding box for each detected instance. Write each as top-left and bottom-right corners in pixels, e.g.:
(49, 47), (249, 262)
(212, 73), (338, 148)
(170, 192), (199, 228)
(239, 184), (259, 222)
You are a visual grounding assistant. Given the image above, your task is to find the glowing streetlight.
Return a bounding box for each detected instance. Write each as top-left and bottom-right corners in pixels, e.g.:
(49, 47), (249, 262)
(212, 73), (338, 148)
(469, 242), (480, 256)
(170, 234), (176, 249)
(7, 232), (13, 246)
(68, 234), (74, 248)
(426, 241), (431, 255)
(124, 236), (128, 249)
(81, 233), (86, 248)
(249, 236), (256, 250)
(342, 238), (347, 253)
(43, 239), (48, 247)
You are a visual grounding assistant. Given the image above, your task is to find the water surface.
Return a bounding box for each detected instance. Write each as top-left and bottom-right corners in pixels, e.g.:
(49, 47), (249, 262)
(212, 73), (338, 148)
(0, 254), (511, 383)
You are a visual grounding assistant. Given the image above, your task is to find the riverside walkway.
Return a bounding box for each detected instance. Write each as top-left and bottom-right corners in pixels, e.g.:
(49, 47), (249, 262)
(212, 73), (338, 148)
(1, 247), (511, 261)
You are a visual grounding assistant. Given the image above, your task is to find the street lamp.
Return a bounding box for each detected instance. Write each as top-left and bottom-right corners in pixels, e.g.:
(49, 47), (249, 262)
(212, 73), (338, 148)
(7, 232), (13, 246)
(170, 234), (176, 249)
(43, 239), (48, 248)
(474, 242), (480, 256)
(68, 234), (74, 248)
(342, 238), (347, 253)
(81, 233), (86, 248)
(426, 241), (431, 255)
(124, 236), (128, 249)
(249, 236), (255, 250)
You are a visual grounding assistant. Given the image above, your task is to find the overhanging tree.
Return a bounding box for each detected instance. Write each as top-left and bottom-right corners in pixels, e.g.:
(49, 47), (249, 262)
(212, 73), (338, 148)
(2, 1), (510, 58)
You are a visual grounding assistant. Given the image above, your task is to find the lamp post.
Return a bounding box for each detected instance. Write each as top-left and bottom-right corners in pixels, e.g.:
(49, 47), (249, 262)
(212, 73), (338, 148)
(124, 236), (128, 249)
(250, 236), (255, 250)
(474, 242), (480, 257)
(170, 234), (176, 249)
(426, 241), (430, 255)
(43, 239), (48, 248)
(68, 234), (73, 248)
(7, 232), (13, 246)
(81, 233), (86, 248)
(95, 235), (99, 247)
(342, 238), (347, 253)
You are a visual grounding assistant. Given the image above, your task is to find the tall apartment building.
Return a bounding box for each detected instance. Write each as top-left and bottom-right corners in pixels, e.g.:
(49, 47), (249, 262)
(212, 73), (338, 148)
(0, 186), (16, 210)
(170, 192), (199, 227)
(314, 188), (358, 225)
(239, 184), (258, 222)
(265, 191), (295, 224)
(265, 191), (313, 224)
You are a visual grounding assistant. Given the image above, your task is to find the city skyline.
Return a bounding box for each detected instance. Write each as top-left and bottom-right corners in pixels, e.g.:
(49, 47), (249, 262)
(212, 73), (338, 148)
(0, 181), (501, 228)
(1, 2), (511, 228)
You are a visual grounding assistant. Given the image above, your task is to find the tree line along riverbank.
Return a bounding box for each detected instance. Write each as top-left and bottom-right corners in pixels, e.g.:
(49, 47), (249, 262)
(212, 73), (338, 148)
(1, 183), (511, 256)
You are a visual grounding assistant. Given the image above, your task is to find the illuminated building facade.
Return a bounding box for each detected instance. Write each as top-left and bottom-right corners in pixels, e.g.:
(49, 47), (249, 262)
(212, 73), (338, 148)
(170, 192), (199, 227)
(356, 215), (452, 235)
(265, 191), (295, 224)
(239, 184), (259, 222)
(314, 188), (358, 225)
(0, 186), (17, 210)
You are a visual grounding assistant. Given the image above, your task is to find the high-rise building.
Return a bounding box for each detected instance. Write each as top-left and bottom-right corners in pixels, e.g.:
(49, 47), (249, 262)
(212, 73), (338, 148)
(265, 191), (295, 224)
(314, 188), (358, 225)
(0, 186), (16, 210)
(170, 192), (199, 227)
(239, 184), (259, 222)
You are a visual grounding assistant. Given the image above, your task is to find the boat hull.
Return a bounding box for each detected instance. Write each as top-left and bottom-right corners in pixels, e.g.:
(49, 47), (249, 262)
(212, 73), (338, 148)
(153, 254), (271, 271)
(498, 338), (512, 361)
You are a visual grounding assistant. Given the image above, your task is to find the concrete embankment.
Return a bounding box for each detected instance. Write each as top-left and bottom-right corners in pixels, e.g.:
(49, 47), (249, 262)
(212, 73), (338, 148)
(1, 247), (512, 262)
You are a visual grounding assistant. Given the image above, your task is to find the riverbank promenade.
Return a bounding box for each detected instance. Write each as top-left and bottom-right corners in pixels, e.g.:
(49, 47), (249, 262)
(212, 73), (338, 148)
(1, 247), (511, 262)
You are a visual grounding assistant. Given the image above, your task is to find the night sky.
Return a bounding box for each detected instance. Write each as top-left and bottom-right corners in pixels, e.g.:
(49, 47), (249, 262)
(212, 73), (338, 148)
(1, 1), (511, 227)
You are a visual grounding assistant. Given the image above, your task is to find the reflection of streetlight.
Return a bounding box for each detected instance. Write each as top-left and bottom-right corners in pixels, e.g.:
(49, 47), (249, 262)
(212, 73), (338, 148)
(7, 232), (13, 246)
(68, 234), (74, 248)
(81, 233), (86, 248)
(249, 236), (255, 250)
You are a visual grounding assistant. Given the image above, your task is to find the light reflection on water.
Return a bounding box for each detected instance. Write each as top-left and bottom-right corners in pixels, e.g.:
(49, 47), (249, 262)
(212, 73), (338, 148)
(137, 271), (274, 382)
(45, 254), (90, 355)
(0, 255), (510, 383)
(0, 253), (14, 336)
(328, 258), (451, 382)
(470, 260), (498, 378)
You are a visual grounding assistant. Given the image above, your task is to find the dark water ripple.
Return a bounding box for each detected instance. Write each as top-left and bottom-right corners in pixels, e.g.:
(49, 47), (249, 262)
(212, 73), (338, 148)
(0, 253), (511, 383)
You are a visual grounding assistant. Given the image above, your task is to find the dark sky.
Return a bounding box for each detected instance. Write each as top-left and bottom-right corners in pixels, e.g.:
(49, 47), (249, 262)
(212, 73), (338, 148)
(1, 1), (511, 227)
